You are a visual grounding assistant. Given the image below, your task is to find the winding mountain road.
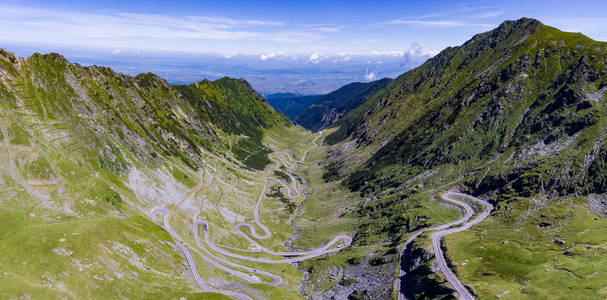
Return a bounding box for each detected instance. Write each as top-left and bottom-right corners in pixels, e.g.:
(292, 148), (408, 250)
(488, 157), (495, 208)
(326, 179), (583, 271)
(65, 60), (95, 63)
(152, 207), (255, 300)
(150, 131), (352, 299)
(397, 192), (493, 300)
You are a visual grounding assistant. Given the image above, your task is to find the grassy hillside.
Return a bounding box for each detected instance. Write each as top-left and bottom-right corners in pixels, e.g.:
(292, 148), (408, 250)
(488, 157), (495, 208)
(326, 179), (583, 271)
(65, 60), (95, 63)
(323, 18), (607, 298)
(0, 49), (333, 299)
(328, 18), (607, 197)
(0, 49), (288, 172)
(2, 16), (607, 300)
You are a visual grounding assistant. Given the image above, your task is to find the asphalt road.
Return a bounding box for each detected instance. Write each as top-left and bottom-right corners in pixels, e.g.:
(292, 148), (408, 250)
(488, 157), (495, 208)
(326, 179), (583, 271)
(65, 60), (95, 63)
(152, 207), (255, 300)
(397, 192), (493, 300)
(151, 131), (352, 299)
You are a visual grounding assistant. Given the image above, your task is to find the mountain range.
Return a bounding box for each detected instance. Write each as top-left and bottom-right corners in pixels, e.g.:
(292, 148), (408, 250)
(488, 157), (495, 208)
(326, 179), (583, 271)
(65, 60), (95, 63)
(265, 78), (391, 131)
(318, 17), (607, 299)
(264, 93), (322, 120)
(1, 17), (606, 299)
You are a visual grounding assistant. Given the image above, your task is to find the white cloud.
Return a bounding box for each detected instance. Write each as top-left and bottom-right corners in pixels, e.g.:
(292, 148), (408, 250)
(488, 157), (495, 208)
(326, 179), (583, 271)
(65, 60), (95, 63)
(302, 24), (346, 32)
(312, 26), (345, 32)
(260, 52), (286, 60)
(307, 53), (322, 64)
(260, 53), (273, 60)
(0, 5), (272, 41)
(373, 5), (502, 29)
(377, 19), (493, 28)
(414, 5), (503, 20)
(258, 47), (432, 63)
(0, 3), (441, 59)
(0, 4), (327, 53)
(472, 11), (504, 19)
(365, 70), (377, 81)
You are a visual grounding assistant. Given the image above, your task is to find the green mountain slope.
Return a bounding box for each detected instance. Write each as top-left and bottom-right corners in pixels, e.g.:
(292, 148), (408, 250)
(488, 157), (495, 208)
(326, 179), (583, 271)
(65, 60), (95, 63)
(2, 17), (607, 300)
(0, 49), (321, 299)
(320, 18), (607, 298)
(295, 78), (391, 131)
(332, 18), (607, 196)
(0, 50), (288, 172)
(265, 93), (323, 120)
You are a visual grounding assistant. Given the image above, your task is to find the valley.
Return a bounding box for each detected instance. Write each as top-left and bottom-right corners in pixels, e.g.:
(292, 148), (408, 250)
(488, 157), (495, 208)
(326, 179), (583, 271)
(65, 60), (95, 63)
(146, 131), (353, 300)
(1, 16), (607, 300)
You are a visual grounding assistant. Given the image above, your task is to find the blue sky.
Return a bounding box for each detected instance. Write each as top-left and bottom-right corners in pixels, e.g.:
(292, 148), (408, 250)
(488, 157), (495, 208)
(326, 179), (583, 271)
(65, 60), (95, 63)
(1, 0), (606, 93)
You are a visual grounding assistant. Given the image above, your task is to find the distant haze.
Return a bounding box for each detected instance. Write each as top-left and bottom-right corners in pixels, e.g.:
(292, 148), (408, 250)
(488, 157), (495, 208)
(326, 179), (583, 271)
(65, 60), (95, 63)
(4, 44), (429, 94)
(1, 1), (605, 94)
